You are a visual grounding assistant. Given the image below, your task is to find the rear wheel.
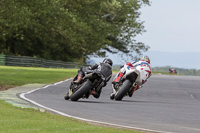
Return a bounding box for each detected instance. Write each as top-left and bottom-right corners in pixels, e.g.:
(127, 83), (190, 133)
(114, 80), (133, 101)
(70, 80), (92, 101)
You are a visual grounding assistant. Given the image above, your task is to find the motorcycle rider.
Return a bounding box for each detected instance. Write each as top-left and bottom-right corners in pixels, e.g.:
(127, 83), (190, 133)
(112, 56), (151, 96)
(72, 58), (113, 98)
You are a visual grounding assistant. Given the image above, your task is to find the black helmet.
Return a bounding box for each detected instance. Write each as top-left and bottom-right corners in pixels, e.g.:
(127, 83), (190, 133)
(103, 58), (113, 66)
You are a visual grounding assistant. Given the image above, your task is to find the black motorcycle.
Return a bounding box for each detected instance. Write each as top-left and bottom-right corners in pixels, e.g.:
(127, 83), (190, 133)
(64, 65), (112, 101)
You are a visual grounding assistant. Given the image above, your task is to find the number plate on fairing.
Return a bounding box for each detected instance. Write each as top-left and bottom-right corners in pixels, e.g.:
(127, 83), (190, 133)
(69, 89), (73, 96)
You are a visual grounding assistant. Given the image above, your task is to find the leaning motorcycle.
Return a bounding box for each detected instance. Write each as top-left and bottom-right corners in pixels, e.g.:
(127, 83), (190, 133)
(111, 62), (151, 101)
(65, 66), (112, 101)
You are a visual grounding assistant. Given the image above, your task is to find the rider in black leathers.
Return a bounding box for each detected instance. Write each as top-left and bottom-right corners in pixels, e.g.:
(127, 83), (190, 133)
(72, 58), (113, 98)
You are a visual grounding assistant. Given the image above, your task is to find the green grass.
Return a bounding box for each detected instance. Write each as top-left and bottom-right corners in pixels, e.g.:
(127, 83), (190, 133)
(0, 66), (140, 133)
(0, 66), (77, 85)
(152, 71), (179, 75)
(0, 100), (138, 133)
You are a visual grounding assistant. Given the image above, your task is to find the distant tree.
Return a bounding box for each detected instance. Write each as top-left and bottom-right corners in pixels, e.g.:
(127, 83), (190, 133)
(0, 0), (150, 63)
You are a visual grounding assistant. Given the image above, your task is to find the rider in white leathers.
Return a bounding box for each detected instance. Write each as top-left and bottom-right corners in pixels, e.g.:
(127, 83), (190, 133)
(112, 56), (152, 96)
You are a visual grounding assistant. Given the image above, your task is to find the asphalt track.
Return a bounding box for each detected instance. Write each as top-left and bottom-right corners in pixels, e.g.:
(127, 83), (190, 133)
(21, 75), (200, 133)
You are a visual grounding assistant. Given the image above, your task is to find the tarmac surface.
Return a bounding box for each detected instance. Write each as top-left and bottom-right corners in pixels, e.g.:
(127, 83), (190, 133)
(5, 74), (200, 133)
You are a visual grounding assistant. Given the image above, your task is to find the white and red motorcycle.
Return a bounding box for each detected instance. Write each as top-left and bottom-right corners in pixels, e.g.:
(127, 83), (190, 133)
(111, 61), (152, 101)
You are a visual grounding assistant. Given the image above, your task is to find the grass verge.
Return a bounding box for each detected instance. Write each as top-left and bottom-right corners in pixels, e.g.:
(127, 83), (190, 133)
(0, 66), (140, 133)
(0, 100), (138, 133)
(0, 66), (77, 86)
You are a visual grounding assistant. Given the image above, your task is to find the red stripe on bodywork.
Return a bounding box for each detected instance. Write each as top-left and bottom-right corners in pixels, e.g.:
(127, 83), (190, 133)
(145, 70), (151, 75)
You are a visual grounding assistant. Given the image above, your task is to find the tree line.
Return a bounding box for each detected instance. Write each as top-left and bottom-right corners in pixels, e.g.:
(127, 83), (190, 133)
(0, 0), (150, 63)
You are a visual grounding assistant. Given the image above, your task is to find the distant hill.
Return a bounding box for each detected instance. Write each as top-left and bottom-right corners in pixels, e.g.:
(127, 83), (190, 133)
(152, 66), (200, 76)
(112, 65), (200, 76)
(145, 50), (200, 70)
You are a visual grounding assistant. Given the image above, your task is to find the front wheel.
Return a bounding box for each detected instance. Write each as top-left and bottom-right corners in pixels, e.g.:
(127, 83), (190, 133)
(114, 80), (133, 101)
(70, 80), (92, 101)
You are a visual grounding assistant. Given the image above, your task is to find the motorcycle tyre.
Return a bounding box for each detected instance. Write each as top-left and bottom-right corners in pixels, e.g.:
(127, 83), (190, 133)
(114, 80), (133, 101)
(70, 80), (92, 101)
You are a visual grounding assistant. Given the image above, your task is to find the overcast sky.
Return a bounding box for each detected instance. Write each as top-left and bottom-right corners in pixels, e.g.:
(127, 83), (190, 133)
(90, 0), (200, 69)
(136, 0), (200, 53)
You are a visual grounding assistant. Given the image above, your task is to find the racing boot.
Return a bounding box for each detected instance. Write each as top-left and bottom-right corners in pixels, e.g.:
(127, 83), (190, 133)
(113, 72), (124, 83)
(64, 93), (70, 100)
(73, 74), (83, 84)
(110, 93), (115, 100)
